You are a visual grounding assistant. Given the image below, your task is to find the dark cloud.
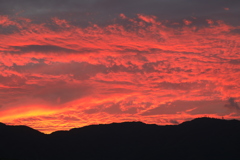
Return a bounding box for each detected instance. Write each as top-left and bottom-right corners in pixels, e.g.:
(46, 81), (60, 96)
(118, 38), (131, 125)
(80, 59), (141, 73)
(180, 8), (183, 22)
(154, 82), (206, 91)
(96, 80), (134, 86)
(224, 98), (240, 110)
(0, 25), (19, 35)
(84, 108), (99, 114)
(102, 102), (137, 114)
(0, 0), (240, 25)
(229, 59), (240, 65)
(103, 103), (122, 114)
(12, 61), (108, 80)
(230, 29), (240, 34)
(0, 75), (26, 87)
(169, 119), (179, 125)
(33, 82), (92, 104)
(12, 45), (78, 54)
(59, 115), (80, 121)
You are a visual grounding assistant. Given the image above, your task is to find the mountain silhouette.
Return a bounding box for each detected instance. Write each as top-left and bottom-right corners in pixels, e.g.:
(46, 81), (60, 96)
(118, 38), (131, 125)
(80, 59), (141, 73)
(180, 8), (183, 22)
(1, 117), (240, 160)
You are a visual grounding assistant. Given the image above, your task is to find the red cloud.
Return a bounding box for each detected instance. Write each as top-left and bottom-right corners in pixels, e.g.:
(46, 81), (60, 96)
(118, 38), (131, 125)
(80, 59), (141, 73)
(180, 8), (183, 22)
(183, 19), (192, 25)
(0, 14), (240, 133)
(0, 15), (19, 27)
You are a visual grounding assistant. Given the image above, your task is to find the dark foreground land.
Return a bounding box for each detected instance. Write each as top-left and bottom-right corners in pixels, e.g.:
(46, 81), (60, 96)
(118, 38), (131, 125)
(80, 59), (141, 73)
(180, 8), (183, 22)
(1, 117), (240, 160)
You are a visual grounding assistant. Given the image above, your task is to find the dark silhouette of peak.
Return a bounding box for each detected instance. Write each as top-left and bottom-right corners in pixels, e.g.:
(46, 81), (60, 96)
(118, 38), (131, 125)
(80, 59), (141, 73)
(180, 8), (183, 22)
(182, 117), (224, 124)
(68, 121), (156, 133)
(180, 117), (240, 130)
(0, 124), (44, 137)
(0, 122), (6, 127)
(1, 117), (240, 160)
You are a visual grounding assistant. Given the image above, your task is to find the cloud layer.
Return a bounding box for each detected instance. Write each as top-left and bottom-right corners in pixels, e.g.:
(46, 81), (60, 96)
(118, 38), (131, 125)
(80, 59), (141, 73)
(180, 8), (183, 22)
(1, 0), (240, 25)
(0, 5), (240, 133)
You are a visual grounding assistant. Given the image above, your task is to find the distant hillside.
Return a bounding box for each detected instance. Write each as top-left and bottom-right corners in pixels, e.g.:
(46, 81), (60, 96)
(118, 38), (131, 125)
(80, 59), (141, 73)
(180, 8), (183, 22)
(1, 117), (240, 160)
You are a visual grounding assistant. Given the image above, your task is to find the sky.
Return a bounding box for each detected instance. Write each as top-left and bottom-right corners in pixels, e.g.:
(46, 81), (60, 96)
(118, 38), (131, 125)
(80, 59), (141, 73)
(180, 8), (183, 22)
(0, 0), (240, 133)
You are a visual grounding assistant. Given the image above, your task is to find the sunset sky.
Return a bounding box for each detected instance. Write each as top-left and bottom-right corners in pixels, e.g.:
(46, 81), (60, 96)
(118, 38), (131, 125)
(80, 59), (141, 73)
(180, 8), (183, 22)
(0, 0), (240, 133)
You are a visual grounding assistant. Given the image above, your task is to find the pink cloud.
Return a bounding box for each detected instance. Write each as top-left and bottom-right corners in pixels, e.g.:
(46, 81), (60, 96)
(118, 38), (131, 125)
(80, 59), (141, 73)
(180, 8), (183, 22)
(0, 14), (240, 133)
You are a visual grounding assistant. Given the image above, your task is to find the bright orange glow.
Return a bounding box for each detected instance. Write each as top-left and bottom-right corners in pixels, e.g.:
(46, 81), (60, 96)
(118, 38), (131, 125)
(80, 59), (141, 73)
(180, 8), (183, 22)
(0, 14), (240, 133)
(0, 106), (55, 121)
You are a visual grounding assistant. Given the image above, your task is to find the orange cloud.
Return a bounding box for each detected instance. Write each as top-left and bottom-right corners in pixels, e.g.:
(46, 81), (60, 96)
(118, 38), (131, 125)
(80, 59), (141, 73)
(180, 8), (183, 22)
(0, 14), (240, 133)
(183, 19), (192, 25)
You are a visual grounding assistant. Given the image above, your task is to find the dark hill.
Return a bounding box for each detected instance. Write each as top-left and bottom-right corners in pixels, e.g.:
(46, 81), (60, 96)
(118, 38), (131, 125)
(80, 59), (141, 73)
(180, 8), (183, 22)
(1, 117), (240, 160)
